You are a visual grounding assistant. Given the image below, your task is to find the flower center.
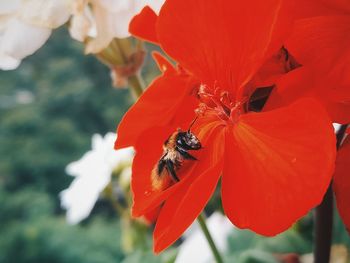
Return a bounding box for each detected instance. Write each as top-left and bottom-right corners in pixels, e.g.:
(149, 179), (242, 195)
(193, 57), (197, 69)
(195, 84), (245, 123)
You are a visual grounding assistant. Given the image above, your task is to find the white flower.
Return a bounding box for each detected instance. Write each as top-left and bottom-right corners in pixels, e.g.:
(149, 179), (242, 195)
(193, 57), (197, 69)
(175, 212), (233, 263)
(60, 132), (134, 224)
(0, 0), (71, 70)
(69, 0), (165, 54)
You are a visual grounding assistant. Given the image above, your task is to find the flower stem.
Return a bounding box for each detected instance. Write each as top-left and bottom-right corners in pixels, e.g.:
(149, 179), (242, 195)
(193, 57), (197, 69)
(314, 184), (333, 263)
(128, 74), (145, 99)
(314, 124), (348, 263)
(197, 214), (224, 263)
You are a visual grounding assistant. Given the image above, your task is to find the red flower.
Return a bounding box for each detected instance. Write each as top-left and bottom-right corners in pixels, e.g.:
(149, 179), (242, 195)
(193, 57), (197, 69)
(116, 0), (336, 252)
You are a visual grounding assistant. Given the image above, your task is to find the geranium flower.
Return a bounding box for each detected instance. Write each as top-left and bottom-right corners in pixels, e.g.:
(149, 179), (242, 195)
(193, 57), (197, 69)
(0, 0), (71, 70)
(60, 133), (133, 224)
(69, 0), (165, 54)
(265, 1), (350, 123)
(115, 0), (336, 252)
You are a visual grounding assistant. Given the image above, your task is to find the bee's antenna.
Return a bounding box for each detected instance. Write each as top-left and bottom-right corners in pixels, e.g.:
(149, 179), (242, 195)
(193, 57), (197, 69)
(187, 116), (198, 133)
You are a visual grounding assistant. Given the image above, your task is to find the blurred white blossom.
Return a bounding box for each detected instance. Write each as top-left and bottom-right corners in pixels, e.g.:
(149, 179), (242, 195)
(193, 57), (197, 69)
(176, 212), (233, 263)
(69, 0), (165, 54)
(0, 0), (165, 69)
(60, 132), (133, 224)
(0, 0), (71, 70)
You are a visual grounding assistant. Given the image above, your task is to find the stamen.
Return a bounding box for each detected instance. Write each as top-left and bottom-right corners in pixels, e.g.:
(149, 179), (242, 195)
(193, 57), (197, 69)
(195, 103), (208, 116)
(196, 83), (242, 121)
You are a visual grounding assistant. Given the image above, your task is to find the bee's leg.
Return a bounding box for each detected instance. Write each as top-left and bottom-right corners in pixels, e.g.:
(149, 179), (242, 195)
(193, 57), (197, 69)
(165, 160), (180, 182)
(157, 159), (166, 175)
(178, 149), (197, 160)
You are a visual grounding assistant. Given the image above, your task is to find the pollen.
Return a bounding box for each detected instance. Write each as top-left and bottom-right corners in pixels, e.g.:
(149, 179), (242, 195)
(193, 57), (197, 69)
(196, 83), (244, 122)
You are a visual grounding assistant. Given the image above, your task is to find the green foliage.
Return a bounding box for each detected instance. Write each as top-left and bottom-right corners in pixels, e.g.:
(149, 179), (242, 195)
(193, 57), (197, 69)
(0, 187), (54, 224)
(0, 27), (165, 263)
(0, 28), (136, 262)
(256, 229), (311, 254)
(333, 207), (350, 247)
(227, 250), (278, 263)
(0, 187), (126, 263)
(121, 251), (163, 263)
(0, 218), (125, 263)
(225, 223), (312, 263)
(121, 249), (177, 263)
(0, 28), (132, 195)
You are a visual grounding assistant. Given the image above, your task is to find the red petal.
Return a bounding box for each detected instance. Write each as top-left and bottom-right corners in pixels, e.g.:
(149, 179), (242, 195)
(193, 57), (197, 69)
(286, 15), (350, 83)
(222, 98), (336, 235)
(324, 101), (350, 125)
(143, 206), (161, 224)
(152, 51), (176, 74)
(293, 0), (350, 18)
(246, 47), (300, 95)
(129, 6), (159, 44)
(266, 66), (350, 124)
(153, 128), (225, 253)
(334, 136), (350, 230)
(115, 71), (197, 149)
(157, 0), (288, 95)
(264, 67), (315, 111)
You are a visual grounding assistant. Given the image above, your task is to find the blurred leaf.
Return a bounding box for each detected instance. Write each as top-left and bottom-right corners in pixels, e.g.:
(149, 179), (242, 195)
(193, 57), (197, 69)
(226, 226), (312, 261)
(333, 207), (350, 247)
(0, 216), (125, 263)
(238, 250), (278, 263)
(228, 230), (259, 253)
(0, 187), (54, 224)
(256, 229), (311, 254)
(121, 251), (162, 263)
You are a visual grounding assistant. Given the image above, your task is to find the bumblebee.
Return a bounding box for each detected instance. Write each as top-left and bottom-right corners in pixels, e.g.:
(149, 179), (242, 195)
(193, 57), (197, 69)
(151, 128), (201, 190)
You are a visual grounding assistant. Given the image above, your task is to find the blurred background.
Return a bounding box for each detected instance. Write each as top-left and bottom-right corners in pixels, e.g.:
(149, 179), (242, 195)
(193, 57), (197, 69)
(1, 28), (350, 263)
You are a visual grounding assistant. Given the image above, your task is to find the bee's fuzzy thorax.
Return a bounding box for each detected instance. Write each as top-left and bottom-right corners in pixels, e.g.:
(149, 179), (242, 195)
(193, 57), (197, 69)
(165, 131), (178, 148)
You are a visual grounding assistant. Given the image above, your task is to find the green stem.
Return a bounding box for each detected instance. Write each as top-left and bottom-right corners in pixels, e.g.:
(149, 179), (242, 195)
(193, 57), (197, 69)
(314, 184), (333, 263)
(128, 74), (145, 99)
(197, 214), (224, 263)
